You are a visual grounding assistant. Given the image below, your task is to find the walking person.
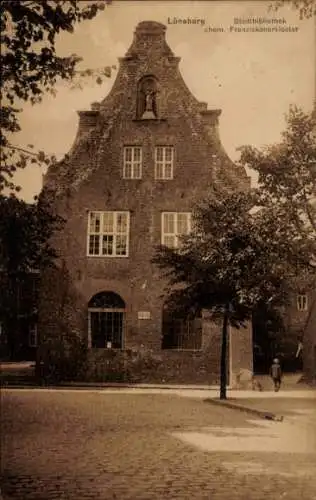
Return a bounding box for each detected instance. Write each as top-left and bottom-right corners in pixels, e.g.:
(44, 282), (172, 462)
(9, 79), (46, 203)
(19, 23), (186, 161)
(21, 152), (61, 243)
(270, 358), (282, 392)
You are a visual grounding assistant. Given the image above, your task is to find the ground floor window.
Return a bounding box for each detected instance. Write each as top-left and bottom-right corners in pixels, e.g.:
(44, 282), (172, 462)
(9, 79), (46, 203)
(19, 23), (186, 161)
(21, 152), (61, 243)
(162, 308), (202, 350)
(88, 291), (125, 349)
(297, 293), (308, 311)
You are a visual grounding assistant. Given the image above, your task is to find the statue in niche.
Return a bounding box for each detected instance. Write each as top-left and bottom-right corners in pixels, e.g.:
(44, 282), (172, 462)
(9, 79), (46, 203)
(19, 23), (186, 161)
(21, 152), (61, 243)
(144, 89), (157, 116)
(137, 76), (158, 119)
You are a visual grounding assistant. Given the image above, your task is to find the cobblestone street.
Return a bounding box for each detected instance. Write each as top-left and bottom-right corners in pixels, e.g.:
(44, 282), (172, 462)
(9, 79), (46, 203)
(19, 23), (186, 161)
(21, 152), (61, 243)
(1, 389), (316, 500)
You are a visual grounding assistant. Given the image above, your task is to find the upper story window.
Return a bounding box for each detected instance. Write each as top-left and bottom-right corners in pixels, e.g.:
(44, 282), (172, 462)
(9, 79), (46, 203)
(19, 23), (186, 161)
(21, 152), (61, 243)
(162, 212), (191, 248)
(88, 211), (130, 257)
(155, 146), (174, 180)
(123, 147), (142, 179)
(297, 294), (308, 311)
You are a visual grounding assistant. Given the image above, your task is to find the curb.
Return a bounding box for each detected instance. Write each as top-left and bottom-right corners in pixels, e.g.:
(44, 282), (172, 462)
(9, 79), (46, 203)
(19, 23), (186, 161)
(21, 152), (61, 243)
(0, 380), (221, 390)
(1, 382), (221, 391)
(204, 398), (284, 422)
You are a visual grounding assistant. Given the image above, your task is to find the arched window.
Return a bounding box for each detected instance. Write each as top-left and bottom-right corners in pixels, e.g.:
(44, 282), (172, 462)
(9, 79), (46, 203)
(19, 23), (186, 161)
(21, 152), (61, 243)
(161, 305), (202, 350)
(137, 75), (159, 119)
(88, 291), (126, 349)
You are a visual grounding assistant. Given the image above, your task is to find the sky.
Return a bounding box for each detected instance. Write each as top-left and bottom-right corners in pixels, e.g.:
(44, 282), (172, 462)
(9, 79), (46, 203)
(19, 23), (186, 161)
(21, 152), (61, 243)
(10, 0), (316, 201)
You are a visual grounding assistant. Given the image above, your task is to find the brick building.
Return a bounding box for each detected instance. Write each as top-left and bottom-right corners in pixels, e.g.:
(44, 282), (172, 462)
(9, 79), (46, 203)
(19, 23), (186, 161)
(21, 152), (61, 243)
(302, 290), (316, 382)
(39, 21), (253, 384)
(281, 284), (316, 380)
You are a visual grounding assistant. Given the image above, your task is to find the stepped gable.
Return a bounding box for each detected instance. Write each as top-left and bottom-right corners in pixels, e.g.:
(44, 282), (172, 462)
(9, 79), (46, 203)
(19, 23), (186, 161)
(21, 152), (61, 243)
(124, 21), (174, 58)
(43, 20), (250, 196)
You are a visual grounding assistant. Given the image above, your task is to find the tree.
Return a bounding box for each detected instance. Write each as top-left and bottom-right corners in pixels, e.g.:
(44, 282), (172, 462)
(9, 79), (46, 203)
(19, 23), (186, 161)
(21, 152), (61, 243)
(0, 195), (63, 358)
(0, 1), (114, 358)
(1, 0), (113, 193)
(239, 107), (316, 255)
(153, 188), (310, 399)
(238, 106), (316, 372)
(270, 0), (316, 19)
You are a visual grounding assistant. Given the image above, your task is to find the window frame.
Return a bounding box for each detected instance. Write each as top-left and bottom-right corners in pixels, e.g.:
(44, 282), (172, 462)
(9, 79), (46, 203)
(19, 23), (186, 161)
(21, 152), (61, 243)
(28, 323), (38, 347)
(162, 309), (203, 351)
(297, 293), (308, 311)
(161, 212), (191, 248)
(123, 146), (142, 179)
(88, 310), (125, 349)
(87, 211), (130, 258)
(155, 146), (174, 180)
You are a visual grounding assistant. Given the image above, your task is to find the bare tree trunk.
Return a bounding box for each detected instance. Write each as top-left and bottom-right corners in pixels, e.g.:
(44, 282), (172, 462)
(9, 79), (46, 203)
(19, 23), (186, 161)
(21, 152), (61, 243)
(220, 305), (229, 400)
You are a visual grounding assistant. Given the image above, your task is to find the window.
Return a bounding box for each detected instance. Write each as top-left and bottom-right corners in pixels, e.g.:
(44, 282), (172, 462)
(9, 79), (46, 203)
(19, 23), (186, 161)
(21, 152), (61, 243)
(162, 309), (202, 350)
(155, 146), (174, 179)
(88, 292), (125, 349)
(88, 211), (130, 257)
(29, 324), (38, 347)
(297, 294), (308, 311)
(123, 147), (142, 179)
(162, 212), (191, 248)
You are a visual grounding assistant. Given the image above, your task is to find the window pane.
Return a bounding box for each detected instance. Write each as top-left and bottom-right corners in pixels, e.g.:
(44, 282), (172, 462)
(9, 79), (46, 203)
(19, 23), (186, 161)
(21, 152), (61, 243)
(102, 235), (113, 255)
(177, 213), (189, 234)
(116, 213), (128, 233)
(89, 235), (100, 255)
(116, 235), (127, 255)
(164, 235), (176, 248)
(125, 147), (132, 162)
(164, 163), (173, 179)
(134, 163), (141, 179)
(124, 163), (132, 178)
(103, 212), (114, 233)
(165, 147), (173, 161)
(90, 212), (100, 233)
(133, 147), (141, 161)
(163, 213), (175, 234)
(156, 163), (164, 179)
(156, 147), (163, 162)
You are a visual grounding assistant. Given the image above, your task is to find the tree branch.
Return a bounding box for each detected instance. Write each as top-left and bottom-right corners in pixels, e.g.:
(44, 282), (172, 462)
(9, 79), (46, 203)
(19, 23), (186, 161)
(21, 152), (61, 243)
(5, 144), (38, 158)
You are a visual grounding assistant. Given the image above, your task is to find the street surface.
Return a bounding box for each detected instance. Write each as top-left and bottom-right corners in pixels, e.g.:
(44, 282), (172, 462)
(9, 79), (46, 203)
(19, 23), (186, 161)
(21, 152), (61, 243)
(1, 388), (316, 500)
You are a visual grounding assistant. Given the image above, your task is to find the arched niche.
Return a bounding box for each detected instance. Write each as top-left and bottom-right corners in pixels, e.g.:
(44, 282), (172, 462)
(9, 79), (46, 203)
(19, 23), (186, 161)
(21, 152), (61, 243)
(136, 75), (159, 119)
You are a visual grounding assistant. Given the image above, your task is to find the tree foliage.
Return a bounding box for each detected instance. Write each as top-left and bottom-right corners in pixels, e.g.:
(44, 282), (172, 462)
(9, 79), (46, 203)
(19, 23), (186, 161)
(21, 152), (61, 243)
(0, 194), (64, 358)
(239, 106), (316, 266)
(0, 195), (63, 273)
(270, 0), (316, 19)
(154, 189), (308, 325)
(1, 0), (112, 192)
(153, 185), (311, 397)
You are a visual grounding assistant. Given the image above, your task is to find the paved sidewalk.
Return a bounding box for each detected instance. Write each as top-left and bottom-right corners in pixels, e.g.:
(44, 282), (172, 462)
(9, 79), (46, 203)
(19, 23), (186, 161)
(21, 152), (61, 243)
(1, 363), (315, 421)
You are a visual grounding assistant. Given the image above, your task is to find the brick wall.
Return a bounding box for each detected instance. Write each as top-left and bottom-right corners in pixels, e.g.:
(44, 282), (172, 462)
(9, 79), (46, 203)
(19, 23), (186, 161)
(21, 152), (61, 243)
(39, 21), (252, 384)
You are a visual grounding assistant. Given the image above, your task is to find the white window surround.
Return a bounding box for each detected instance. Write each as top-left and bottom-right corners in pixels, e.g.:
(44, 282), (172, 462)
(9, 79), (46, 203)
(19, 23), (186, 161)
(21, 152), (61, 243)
(161, 212), (191, 248)
(297, 294), (308, 311)
(155, 146), (174, 180)
(87, 211), (130, 257)
(123, 146), (142, 179)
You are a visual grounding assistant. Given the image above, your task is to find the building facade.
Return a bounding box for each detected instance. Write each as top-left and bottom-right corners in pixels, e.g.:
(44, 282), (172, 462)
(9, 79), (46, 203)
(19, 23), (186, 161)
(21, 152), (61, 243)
(39, 21), (252, 384)
(282, 285), (316, 379)
(302, 290), (316, 382)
